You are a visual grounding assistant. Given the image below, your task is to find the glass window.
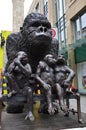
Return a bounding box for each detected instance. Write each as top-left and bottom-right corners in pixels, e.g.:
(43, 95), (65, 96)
(76, 19), (80, 32)
(81, 13), (86, 38)
(35, 3), (39, 13)
(61, 30), (64, 42)
(75, 18), (81, 40)
(77, 62), (86, 94)
(75, 12), (86, 40)
(59, 0), (63, 18)
(43, 0), (48, 17)
(54, 0), (58, 21)
(56, 14), (66, 50)
(55, 0), (66, 50)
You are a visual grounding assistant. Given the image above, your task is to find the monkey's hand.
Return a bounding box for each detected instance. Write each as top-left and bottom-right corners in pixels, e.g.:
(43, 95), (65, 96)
(14, 59), (21, 66)
(63, 80), (70, 87)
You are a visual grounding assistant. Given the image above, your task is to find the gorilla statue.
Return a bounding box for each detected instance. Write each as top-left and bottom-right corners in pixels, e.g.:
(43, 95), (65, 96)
(6, 12), (58, 73)
(4, 12), (58, 115)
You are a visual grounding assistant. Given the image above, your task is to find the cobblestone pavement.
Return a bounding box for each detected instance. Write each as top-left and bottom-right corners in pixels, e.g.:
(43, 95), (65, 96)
(1, 102), (86, 130)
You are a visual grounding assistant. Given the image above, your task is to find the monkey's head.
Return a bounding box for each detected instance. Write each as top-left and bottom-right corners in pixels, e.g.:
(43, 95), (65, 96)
(21, 13), (52, 56)
(16, 51), (28, 65)
(44, 54), (57, 67)
(57, 55), (66, 65)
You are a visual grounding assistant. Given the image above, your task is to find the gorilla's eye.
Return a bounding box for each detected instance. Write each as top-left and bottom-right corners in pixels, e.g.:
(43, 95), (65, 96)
(42, 22), (51, 29)
(31, 22), (40, 27)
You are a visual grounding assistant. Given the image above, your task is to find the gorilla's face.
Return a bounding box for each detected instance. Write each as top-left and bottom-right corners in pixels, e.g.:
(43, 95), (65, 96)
(29, 20), (52, 44)
(22, 13), (52, 47)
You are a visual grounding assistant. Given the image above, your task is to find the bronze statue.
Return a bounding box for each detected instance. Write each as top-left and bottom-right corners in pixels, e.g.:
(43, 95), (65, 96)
(4, 12), (58, 115)
(54, 55), (75, 112)
(6, 51), (34, 121)
(4, 12), (59, 115)
(1, 12), (82, 123)
(35, 54), (57, 115)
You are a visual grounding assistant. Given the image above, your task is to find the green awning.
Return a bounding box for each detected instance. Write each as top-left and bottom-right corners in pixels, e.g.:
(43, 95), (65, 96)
(75, 44), (86, 63)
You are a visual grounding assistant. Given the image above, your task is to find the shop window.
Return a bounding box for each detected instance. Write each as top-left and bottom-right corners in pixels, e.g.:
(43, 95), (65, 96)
(77, 62), (86, 94)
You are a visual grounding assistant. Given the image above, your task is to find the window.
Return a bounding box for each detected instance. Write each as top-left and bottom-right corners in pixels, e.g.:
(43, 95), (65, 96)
(75, 18), (81, 40)
(75, 12), (86, 40)
(35, 3), (39, 13)
(54, 0), (58, 21)
(56, 0), (66, 50)
(81, 13), (86, 38)
(43, 0), (48, 17)
(77, 62), (86, 94)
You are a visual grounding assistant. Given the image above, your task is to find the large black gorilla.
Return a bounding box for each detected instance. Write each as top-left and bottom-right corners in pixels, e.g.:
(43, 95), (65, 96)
(6, 12), (58, 73)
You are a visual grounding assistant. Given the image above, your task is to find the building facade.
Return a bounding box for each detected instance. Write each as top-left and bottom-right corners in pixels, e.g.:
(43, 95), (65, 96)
(12, 0), (25, 32)
(28, 0), (86, 94)
(65, 0), (86, 94)
(28, 0), (56, 27)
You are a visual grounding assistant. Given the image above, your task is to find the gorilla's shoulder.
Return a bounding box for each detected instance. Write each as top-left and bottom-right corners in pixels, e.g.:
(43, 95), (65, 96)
(7, 32), (22, 43)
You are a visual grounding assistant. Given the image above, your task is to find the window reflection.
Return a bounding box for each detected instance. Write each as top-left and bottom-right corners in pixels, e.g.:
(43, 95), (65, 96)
(75, 12), (86, 40)
(75, 19), (81, 40)
(81, 13), (86, 38)
(55, 0), (66, 50)
(43, 0), (48, 17)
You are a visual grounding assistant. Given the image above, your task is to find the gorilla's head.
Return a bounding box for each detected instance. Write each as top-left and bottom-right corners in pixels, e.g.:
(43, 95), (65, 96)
(21, 12), (52, 49)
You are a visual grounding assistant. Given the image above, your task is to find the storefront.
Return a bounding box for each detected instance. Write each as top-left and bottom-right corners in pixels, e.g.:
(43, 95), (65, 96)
(75, 43), (86, 94)
(77, 62), (86, 94)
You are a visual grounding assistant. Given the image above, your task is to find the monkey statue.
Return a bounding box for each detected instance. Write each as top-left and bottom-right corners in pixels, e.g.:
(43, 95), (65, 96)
(35, 54), (57, 115)
(53, 55), (75, 112)
(6, 51), (34, 121)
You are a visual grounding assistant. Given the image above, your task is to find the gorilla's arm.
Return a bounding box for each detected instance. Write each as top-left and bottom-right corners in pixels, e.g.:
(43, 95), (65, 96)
(5, 32), (22, 71)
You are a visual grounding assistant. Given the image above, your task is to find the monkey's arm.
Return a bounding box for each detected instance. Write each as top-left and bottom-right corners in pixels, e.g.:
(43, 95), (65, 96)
(14, 60), (32, 77)
(64, 65), (75, 82)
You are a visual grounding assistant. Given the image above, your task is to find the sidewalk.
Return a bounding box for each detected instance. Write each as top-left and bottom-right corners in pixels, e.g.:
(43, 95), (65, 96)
(70, 95), (86, 113)
(1, 95), (86, 130)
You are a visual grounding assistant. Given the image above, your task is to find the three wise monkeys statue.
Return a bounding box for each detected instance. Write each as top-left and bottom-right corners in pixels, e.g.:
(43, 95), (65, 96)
(4, 12), (75, 121)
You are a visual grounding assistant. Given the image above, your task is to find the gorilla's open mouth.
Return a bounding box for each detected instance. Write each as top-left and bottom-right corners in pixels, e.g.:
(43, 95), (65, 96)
(35, 33), (52, 43)
(37, 35), (51, 41)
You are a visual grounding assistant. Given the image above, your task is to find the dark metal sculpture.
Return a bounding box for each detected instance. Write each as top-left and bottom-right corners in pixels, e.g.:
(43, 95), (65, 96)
(35, 54), (75, 114)
(35, 54), (57, 115)
(53, 55), (75, 112)
(4, 12), (58, 120)
(2, 12), (82, 123)
(6, 51), (34, 121)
